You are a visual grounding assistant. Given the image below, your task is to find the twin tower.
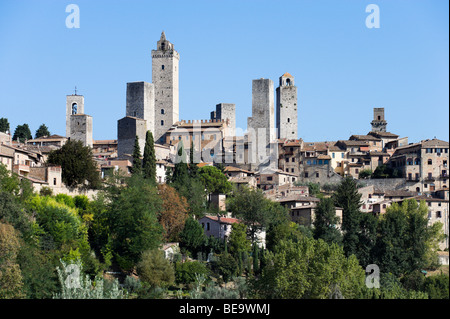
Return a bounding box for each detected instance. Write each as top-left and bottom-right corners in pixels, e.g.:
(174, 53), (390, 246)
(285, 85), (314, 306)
(117, 31), (179, 157)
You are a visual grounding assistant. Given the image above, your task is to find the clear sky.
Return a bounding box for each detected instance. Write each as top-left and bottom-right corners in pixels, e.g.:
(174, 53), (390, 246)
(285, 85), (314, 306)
(0, 0), (448, 143)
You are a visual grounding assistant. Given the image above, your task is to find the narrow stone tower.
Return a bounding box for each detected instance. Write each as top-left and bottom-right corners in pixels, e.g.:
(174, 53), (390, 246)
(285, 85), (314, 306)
(151, 31), (180, 143)
(276, 73), (298, 139)
(66, 92), (93, 148)
(371, 107), (387, 132)
(247, 78), (275, 168)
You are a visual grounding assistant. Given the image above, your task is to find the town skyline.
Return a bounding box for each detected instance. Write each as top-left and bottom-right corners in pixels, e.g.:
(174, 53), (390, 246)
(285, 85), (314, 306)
(0, 0), (448, 143)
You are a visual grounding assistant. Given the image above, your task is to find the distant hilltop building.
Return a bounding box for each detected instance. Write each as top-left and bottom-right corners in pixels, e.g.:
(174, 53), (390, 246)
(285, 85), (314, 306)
(371, 107), (387, 132)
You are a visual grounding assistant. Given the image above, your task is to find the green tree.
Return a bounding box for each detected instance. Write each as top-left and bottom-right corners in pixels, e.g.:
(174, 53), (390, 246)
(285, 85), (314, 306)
(136, 249), (175, 288)
(228, 223), (251, 258)
(47, 140), (101, 189)
(0, 222), (25, 299)
(358, 169), (373, 179)
(422, 273), (449, 299)
(12, 123), (32, 143)
(374, 200), (444, 276)
(171, 141), (189, 186)
(227, 186), (287, 245)
(0, 117), (10, 133)
(179, 216), (206, 254)
(131, 135), (142, 175)
(332, 177), (362, 258)
(253, 238), (366, 299)
(189, 141), (199, 178)
(107, 176), (163, 270)
(313, 197), (342, 245)
(198, 165), (232, 195)
(142, 130), (156, 182)
(35, 124), (50, 139)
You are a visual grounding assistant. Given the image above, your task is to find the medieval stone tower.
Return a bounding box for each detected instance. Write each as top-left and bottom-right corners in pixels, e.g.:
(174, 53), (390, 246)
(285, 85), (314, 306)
(276, 73), (298, 140)
(152, 31), (180, 143)
(371, 107), (387, 132)
(211, 103), (236, 137)
(247, 78), (275, 168)
(66, 93), (93, 148)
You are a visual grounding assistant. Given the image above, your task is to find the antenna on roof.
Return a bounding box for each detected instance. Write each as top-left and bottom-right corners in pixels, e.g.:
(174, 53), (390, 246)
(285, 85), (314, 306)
(74, 86), (78, 95)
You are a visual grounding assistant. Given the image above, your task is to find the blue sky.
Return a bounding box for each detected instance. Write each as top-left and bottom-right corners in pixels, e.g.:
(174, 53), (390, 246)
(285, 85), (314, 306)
(0, 0), (448, 143)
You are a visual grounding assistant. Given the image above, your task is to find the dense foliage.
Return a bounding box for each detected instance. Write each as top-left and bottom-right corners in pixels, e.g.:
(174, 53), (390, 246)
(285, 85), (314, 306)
(0, 163), (448, 300)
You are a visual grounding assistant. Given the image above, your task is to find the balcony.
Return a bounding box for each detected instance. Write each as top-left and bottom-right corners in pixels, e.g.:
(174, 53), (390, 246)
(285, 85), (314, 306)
(424, 175), (435, 181)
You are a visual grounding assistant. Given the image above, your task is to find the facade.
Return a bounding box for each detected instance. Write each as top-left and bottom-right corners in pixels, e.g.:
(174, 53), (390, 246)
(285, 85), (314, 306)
(388, 138), (449, 193)
(276, 73), (298, 140)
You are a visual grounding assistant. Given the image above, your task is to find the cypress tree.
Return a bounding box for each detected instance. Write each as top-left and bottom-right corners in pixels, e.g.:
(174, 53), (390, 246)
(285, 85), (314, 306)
(142, 130), (156, 182)
(131, 135), (142, 175)
(332, 177), (362, 258)
(189, 141), (199, 178)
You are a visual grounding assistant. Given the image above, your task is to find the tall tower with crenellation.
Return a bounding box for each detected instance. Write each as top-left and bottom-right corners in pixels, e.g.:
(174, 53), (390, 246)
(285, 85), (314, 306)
(276, 73), (298, 140)
(152, 31), (180, 143)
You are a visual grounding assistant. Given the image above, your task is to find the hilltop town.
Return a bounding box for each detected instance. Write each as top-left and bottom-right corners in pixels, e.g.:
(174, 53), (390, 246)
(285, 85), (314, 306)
(0, 31), (448, 300)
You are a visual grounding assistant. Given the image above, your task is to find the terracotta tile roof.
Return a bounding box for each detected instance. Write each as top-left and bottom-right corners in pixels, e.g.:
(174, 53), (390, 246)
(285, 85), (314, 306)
(203, 215), (240, 225)
(350, 135), (381, 141)
(420, 138), (449, 148)
(282, 72), (293, 78)
(368, 131), (399, 138)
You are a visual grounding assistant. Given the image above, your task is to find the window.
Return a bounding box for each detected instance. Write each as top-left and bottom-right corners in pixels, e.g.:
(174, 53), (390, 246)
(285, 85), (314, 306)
(305, 172), (309, 178)
(53, 178), (57, 185)
(206, 223), (210, 231)
(316, 172), (319, 178)
(267, 176), (273, 181)
(161, 109), (165, 114)
(341, 153), (344, 158)
(332, 153), (335, 158)
(287, 118), (290, 123)
(428, 159), (432, 165)
(436, 211), (442, 218)
(161, 120), (164, 126)
(72, 103), (77, 115)
(292, 157), (295, 162)
(162, 65), (165, 70)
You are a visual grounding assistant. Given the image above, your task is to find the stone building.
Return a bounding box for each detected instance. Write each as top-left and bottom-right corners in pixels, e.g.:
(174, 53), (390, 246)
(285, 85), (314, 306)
(276, 73), (298, 140)
(371, 107), (387, 132)
(387, 138), (449, 193)
(152, 31), (180, 143)
(211, 103), (236, 137)
(66, 93), (93, 148)
(247, 78), (276, 169)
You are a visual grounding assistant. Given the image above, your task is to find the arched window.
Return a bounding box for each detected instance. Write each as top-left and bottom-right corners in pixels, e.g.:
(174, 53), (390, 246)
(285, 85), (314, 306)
(72, 103), (77, 115)
(161, 120), (164, 126)
(286, 78), (291, 86)
(161, 109), (165, 114)
(287, 118), (290, 123)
